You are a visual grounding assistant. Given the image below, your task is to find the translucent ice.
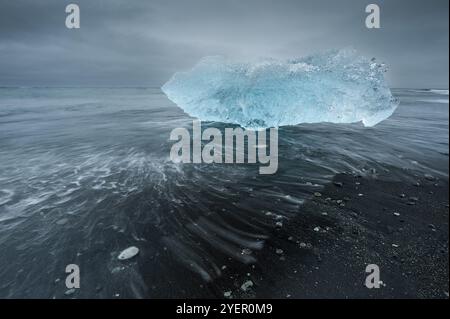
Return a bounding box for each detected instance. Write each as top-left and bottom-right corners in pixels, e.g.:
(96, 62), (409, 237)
(162, 49), (398, 129)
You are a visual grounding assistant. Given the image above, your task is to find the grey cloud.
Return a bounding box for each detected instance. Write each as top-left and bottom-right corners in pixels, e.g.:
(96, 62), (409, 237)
(0, 0), (448, 88)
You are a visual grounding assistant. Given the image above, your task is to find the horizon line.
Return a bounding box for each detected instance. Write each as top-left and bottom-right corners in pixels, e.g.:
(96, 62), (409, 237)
(0, 86), (448, 90)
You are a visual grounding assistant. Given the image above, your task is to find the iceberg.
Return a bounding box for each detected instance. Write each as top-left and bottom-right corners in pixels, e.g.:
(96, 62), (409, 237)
(162, 49), (398, 129)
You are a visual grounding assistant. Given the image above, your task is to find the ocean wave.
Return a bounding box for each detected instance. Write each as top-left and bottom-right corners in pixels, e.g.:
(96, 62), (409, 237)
(430, 89), (449, 95)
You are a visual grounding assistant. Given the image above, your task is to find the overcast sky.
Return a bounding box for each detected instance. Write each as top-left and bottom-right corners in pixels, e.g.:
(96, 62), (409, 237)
(0, 0), (448, 88)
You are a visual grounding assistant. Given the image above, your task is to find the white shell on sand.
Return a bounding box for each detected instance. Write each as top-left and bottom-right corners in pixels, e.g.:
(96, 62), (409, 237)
(118, 246), (139, 260)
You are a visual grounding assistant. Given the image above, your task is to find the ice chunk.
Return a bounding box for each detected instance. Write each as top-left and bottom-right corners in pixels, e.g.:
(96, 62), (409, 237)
(162, 49), (398, 129)
(241, 280), (254, 291)
(117, 246), (139, 260)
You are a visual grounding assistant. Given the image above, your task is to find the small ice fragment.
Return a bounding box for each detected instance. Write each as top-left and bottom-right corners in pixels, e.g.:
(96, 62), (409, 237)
(117, 246), (139, 260)
(65, 289), (76, 296)
(56, 218), (69, 225)
(241, 280), (254, 291)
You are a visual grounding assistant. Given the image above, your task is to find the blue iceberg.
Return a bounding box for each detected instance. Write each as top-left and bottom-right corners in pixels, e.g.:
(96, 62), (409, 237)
(162, 49), (398, 129)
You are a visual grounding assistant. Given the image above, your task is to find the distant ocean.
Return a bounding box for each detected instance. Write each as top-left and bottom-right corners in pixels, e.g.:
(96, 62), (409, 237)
(0, 87), (448, 298)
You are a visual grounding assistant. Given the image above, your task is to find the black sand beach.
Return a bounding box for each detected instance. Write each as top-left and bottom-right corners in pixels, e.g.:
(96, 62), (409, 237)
(213, 172), (449, 299)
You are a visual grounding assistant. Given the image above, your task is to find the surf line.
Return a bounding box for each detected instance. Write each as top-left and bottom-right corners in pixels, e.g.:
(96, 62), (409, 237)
(169, 120), (278, 174)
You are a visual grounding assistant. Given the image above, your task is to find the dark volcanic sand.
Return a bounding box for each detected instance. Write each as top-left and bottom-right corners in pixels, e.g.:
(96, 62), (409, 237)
(213, 172), (449, 299)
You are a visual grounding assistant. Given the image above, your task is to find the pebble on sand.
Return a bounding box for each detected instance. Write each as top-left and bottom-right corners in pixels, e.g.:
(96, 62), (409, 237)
(117, 246), (139, 260)
(224, 291), (232, 298)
